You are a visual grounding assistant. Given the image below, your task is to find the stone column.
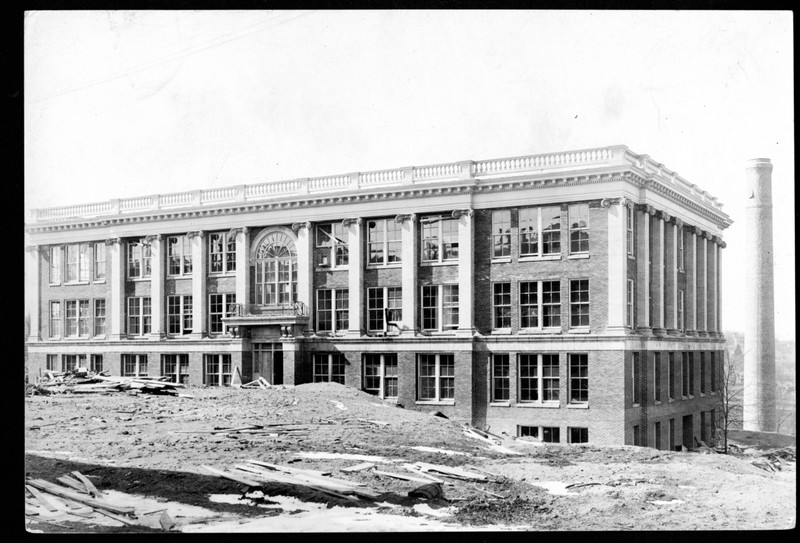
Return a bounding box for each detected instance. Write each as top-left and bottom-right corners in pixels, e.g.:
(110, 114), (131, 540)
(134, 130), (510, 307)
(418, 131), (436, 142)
(25, 245), (41, 341)
(146, 234), (164, 339)
(397, 214), (418, 334)
(687, 228), (697, 334)
(663, 212), (676, 332)
(707, 233), (717, 335)
(107, 237), (125, 339)
(292, 222), (313, 329)
(717, 240), (725, 333)
(635, 205), (650, 331)
(232, 227), (250, 309)
(650, 208), (665, 334)
(189, 231), (207, 338)
(696, 229), (707, 335)
(344, 218), (363, 336)
(604, 198), (629, 333)
(454, 209), (474, 335)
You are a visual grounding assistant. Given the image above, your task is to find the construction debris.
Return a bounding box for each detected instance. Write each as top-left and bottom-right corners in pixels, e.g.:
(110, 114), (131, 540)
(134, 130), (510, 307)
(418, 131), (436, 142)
(751, 447), (796, 472)
(408, 482), (443, 500)
(32, 369), (186, 396)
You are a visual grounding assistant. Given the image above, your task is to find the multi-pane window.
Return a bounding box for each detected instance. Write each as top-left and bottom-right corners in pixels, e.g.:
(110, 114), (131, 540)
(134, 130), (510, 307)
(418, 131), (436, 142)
(633, 352), (641, 405)
(678, 290), (685, 331)
(700, 352), (706, 395)
(417, 354), (454, 401)
(669, 418), (676, 451)
(317, 223), (349, 267)
(569, 427), (589, 444)
(162, 354), (190, 384)
(93, 242), (106, 281)
(568, 204), (589, 254)
(90, 354), (103, 373)
(204, 354), (232, 386)
(62, 354), (86, 372)
(633, 425), (642, 446)
(668, 352), (676, 400)
(681, 352), (690, 397)
(688, 352), (695, 397)
(49, 246), (62, 284)
(519, 206), (561, 257)
(209, 293), (235, 334)
(654, 353), (662, 402)
(492, 210), (511, 258)
(421, 285), (459, 331)
(493, 283), (511, 329)
(167, 295), (193, 336)
(363, 354), (398, 399)
(655, 421), (662, 450)
(570, 279), (590, 328)
(367, 219), (402, 265)
(518, 426), (560, 443)
(65, 243), (90, 282)
(518, 353), (559, 403)
(46, 354), (57, 371)
(569, 354), (588, 404)
(700, 411), (707, 443)
(677, 228), (684, 271)
(127, 297), (152, 336)
(93, 299), (106, 337)
(317, 289), (349, 333)
(710, 352), (717, 393)
(626, 279), (635, 327)
(626, 204), (635, 257)
(65, 300), (90, 337)
(167, 235), (193, 276)
(367, 287), (402, 332)
(313, 353), (346, 384)
(209, 232), (236, 274)
(127, 239), (152, 279)
(491, 354), (510, 402)
(421, 217), (459, 262)
(49, 301), (61, 338)
(122, 354), (147, 377)
(520, 280), (561, 329)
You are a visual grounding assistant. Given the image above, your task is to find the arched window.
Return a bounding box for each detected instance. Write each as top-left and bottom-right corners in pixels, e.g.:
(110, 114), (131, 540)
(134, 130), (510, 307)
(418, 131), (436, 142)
(255, 232), (297, 306)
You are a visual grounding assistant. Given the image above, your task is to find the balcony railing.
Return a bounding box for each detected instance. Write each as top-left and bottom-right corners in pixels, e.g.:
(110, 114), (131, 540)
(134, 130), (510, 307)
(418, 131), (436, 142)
(226, 301), (308, 318)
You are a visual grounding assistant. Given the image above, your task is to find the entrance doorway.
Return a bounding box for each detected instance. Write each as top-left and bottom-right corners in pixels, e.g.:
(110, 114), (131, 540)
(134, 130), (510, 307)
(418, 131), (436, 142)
(252, 343), (283, 385)
(682, 414), (694, 450)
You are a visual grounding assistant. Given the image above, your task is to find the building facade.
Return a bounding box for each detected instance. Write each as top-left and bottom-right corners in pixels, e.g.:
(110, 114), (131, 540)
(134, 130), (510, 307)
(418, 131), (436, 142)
(25, 145), (732, 449)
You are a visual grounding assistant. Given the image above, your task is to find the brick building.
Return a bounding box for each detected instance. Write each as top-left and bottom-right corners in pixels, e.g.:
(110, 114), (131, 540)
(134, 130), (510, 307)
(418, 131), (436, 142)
(25, 145), (731, 449)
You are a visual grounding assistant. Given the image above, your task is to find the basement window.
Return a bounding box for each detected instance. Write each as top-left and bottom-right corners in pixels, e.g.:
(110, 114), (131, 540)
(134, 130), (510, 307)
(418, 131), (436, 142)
(568, 427), (589, 444)
(314, 353), (346, 385)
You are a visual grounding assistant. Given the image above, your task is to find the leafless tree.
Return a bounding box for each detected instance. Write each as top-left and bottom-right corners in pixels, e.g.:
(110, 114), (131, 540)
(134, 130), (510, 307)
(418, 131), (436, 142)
(711, 350), (743, 454)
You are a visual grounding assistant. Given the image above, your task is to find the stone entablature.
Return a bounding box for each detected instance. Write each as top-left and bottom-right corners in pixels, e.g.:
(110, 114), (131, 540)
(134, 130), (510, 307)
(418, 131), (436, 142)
(26, 145), (731, 232)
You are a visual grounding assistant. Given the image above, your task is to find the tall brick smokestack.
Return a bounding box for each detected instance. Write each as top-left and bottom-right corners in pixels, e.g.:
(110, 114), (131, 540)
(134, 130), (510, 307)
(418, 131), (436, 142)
(743, 158), (776, 432)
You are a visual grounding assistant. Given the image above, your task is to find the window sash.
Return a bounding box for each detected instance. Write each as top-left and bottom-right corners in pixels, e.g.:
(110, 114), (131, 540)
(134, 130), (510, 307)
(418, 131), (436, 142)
(204, 354), (232, 386)
(209, 293), (235, 334)
(317, 289), (348, 332)
(417, 354), (454, 401)
(633, 352), (641, 404)
(127, 297), (151, 336)
(94, 242), (106, 280)
(122, 354), (147, 377)
(162, 354), (190, 384)
(49, 246), (62, 283)
(568, 204), (589, 254)
(167, 295), (193, 335)
(167, 236), (193, 276)
(209, 233), (236, 273)
(569, 354), (588, 403)
(654, 353), (662, 402)
(626, 205), (635, 256)
(493, 283), (511, 329)
(492, 210), (511, 258)
(421, 218), (458, 262)
(491, 354), (510, 402)
(49, 301), (61, 338)
(569, 279), (590, 328)
(367, 219), (402, 265)
(363, 354), (398, 398)
(127, 241), (152, 279)
(518, 353), (559, 403)
(313, 353), (346, 384)
(367, 287), (402, 332)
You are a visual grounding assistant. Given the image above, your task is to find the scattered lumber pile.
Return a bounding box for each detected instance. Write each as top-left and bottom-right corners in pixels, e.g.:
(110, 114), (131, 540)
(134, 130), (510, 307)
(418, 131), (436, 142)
(751, 447), (796, 472)
(240, 377), (293, 390)
(32, 369), (187, 396)
(175, 423), (312, 438)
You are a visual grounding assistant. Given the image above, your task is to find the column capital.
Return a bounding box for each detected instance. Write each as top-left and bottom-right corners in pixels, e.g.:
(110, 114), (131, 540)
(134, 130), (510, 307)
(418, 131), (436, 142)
(342, 217), (362, 227)
(646, 204), (658, 216)
(451, 208), (473, 218)
(703, 231), (713, 241)
(187, 230), (205, 239)
(104, 237), (121, 246)
(395, 213), (417, 223)
(143, 234), (162, 245)
(693, 226), (703, 236)
(634, 203), (649, 213)
(673, 217), (684, 228)
(660, 211), (671, 222)
(229, 226), (249, 237)
(600, 197), (633, 208)
(716, 237), (727, 248)
(291, 221), (311, 233)
(25, 245), (39, 254)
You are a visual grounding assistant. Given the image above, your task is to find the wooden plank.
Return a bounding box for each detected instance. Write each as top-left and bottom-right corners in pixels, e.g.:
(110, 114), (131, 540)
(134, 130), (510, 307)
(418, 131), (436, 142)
(25, 484), (61, 512)
(414, 462), (487, 481)
(26, 479), (136, 515)
(71, 471), (101, 497)
(403, 465), (445, 484)
(57, 475), (91, 494)
(340, 462), (376, 473)
(231, 466), (362, 501)
(235, 465), (379, 499)
(245, 460), (336, 479)
(93, 508), (138, 525)
(201, 465), (262, 487)
(373, 470), (434, 484)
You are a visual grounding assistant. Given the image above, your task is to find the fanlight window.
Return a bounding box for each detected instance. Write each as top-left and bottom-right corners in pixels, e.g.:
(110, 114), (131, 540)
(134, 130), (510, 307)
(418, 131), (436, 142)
(255, 232), (297, 306)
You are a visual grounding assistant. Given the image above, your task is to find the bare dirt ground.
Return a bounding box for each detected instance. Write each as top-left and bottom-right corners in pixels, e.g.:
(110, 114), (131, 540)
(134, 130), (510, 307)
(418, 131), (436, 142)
(24, 383), (796, 532)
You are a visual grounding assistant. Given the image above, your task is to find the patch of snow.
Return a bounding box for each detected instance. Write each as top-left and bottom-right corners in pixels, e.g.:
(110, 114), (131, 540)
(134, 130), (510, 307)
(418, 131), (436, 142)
(533, 482), (571, 495)
(413, 503), (455, 517)
(410, 446), (468, 456)
(485, 444), (523, 455)
(649, 499), (685, 506)
(329, 400), (347, 410)
(294, 451), (390, 462)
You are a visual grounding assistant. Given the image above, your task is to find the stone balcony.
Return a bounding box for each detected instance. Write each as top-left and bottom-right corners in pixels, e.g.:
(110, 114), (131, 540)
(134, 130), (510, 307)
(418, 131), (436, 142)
(222, 302), (310, 337)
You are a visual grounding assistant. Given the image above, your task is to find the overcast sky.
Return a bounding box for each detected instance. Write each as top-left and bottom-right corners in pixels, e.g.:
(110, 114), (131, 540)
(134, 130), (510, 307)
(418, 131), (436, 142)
(24, 10), (794, 340)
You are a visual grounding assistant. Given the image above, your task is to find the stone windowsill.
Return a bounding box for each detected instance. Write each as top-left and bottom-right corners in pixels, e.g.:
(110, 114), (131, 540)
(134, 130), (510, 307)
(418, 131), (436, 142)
(489, 402), (511, 407)
(515, 402), (560, 409)
(489, 329), (513, 335)
(567, 403), (589, 409)
(420, 261), (458, 267)
(93, 280), (106, 284)
(491, 258), (512, 264)
(567, 253), (590, 260)
(209, 272), (237, 277)
(568, 328), (591, 334)
(64, 281), (91, 286)
(518, 255), (561, 263)
(519, 328), (562, 335)
(415, 400), (455, 406)
(365, 264), (402, 270)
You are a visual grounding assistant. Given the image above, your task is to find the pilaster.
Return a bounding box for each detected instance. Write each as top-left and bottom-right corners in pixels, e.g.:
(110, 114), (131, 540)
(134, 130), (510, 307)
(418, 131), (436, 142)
(687, 229), (697, 334)
(663, 214), (677, 333)
(635, 205), (651, 333)
(454, 209), (474, 335)
(107, 237), (125, 339)
(232, 227), (251, 311)
(25, 245), (41, 342)
(650, 208), (665, 335)
(604, 198), (629, 333)
(292, 222), (313, 329)
(697, 229), (707, 336)
(707, 233), (717, 334)
(146, 234), (164, 339)
(397, 214), (418, 334)
(189, 231), (207, 338)
(344, 217), (363, 336)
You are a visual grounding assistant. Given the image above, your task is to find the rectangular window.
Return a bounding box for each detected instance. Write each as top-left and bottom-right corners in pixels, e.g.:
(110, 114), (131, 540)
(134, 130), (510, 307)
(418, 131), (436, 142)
(367, 287), (402, 332)
(421, 285), (459, 332)
(633, 352), (641, 405)
(677, 228), (684, 271)
(570, 279), (590, 328)
(127, 297), (151, 337)
(493, 283), (511, 329)
(65, 300), (90, 337)
(62, 354), (86, 372)
(669, 418), (676, 450)
(520, 280), (561, 329)
(90, 354), (103, 373)
(167, 295), (193, 335)
(519, 206), (561, 257)
(519, 281), (538, 329)
(209, 232), (236, 274)
(569, 353), (588, 404)
(421, 217), (459, 262)
(568, 204), (589, 254)
(626, 205), (635, 257)
(700, 411), (707, 443)
(162, 354), (190, 384)
(626, 279), (635, 327)
(519, 426), (538, 438)
(121, 354), (147, 377)
(491, 354), (510, 402)
(655, 421), (662, 450)
(209, 293), (235, 334)
(568, 427), (588, 444)
(65, 243), (90, 282)
(93, 242), (106, 281)
(49, 246), (62, 284)
(46, 354), (57, 371)
(700, 352), (707, 395)
(492, 210), (511, 258)
(49, 301), (61, 338)
(127, 239), (151, 279)
(313, 353), (346, 384)
(363, 353), (398, 398)
(542, 427), (560, 443)
(317, 223), (349, 267)
(678, 290), (685, 331)
(316, 289), (349, 333)
(654, 353), (662, 402)
(668, 352), (676, 400)
(417, 354), (454, 401)
(518, 353), (559, 403)
(633, 425), (641, 446)
(167, 235), (193, 276)
(367, 218), (402, 265)
(681, 352), (690, 397)
(204, 354), (232, 386)
(710, 352), (717, 393)
(93, 299), (106, 337)
(689, 352), (695, 397)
